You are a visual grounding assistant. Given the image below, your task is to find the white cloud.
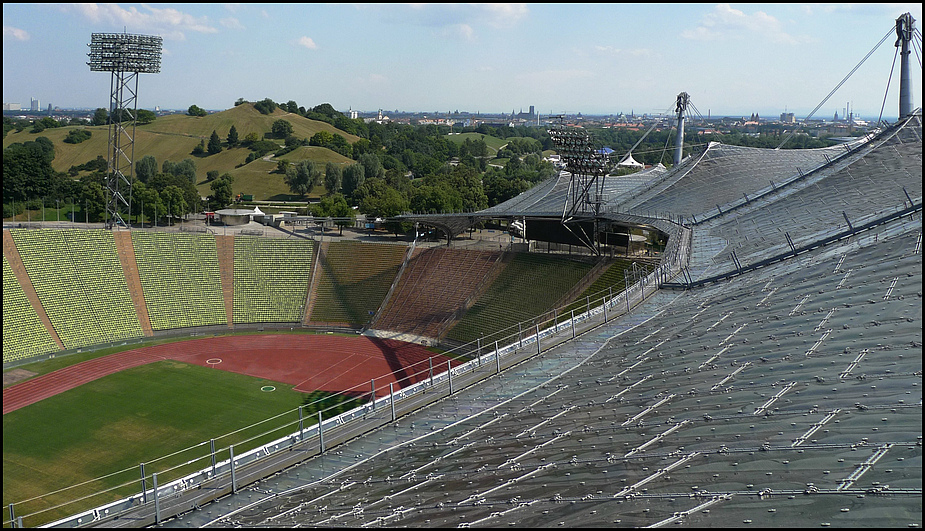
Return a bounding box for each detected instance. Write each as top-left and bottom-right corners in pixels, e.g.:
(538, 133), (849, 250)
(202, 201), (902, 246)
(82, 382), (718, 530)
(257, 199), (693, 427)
(59, 4), (217, 40)
(594, 45), (654, 58)
(682, 4), (805, 45)
(297, 36), (318, 49)
(438, 23), (474, 41)
(477, 3), (529, 28)
(220, 17), (245, 30)
(3, 26), (30, 41)
(362, 3), (528, 38)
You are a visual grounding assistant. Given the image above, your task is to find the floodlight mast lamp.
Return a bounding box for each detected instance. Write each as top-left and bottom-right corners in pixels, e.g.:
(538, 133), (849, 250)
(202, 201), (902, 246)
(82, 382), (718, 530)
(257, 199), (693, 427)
(547, 119), (611, 255)
(547, 124), (609, 223)
(88, 33), (162, 228)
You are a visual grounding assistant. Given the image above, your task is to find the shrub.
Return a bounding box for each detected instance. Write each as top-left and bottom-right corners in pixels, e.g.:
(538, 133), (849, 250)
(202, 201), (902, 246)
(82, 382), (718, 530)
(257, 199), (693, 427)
(63, 129), (92, 144)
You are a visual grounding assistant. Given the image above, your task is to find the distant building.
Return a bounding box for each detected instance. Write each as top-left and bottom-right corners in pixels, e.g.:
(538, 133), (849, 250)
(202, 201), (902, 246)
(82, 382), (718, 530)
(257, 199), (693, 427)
(780, 112), (795, 123)
(511, 105), (538, 122)
(3, 103), (22, 111)
(30, 97), (39, 111)
(363, 109), (390, 124)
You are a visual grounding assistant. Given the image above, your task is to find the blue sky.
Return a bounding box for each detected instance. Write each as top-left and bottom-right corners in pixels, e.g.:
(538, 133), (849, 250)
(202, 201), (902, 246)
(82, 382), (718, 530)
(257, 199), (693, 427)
(3, 3), (922, 119)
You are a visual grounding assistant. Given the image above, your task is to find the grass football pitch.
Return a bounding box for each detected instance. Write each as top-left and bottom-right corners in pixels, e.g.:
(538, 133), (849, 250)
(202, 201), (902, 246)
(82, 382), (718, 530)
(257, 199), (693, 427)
(2, 359), (362, 527)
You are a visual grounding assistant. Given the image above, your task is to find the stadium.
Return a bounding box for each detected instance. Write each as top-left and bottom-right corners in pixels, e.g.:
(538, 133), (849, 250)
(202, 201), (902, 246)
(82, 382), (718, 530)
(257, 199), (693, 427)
(3, 18), (923, 531)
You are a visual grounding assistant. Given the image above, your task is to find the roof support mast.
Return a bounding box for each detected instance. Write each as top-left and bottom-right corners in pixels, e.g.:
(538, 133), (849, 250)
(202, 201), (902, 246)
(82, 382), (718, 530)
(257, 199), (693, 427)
(673, 92), (690, 165)
(896, 13), (915, 118)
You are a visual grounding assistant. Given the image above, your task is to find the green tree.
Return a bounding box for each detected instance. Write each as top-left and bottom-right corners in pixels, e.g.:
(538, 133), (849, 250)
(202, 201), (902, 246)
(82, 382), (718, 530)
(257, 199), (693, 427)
(135, 155), (157, 183)
(242, 132), (260, 146)
(285, 160), (320, 198)
(2, 139), (56, 202)
(324, 162), (342, 195)
(309, 130), (334, 147)
(162, 158), (197, 184)
(79, 178), (106, 222)
(312, 193), (355, 234)
(187, 104), (208, 117)
(409, 182), (462, 214)
(328, 133), (352, 158)
(271, 119), (293, 139)
(341, 163), (365, 200)
(208, 176), (234, 210)
(91, 108), (108, 126)
(63, 129), (92, 144)
(134, 181), (164, 224)
(192, 139), (206, 155)
(208, 130), (222, 155)
(227, 125), (239, 147)
(136, 109), (156, 124)
(356, 177), (409, 219)
(160, 185), (188, 221)
(357, 153), (384, 180)
(254, 98), (277, 115)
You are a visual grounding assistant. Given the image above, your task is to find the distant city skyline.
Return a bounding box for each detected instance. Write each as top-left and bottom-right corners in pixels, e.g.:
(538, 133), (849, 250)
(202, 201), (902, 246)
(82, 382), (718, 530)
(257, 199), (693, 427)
(3, 4), (922, 120)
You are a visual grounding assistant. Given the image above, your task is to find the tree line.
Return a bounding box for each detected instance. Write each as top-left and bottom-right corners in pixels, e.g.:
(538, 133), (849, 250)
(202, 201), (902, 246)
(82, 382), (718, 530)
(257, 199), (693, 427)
(5, 99), (843, 228)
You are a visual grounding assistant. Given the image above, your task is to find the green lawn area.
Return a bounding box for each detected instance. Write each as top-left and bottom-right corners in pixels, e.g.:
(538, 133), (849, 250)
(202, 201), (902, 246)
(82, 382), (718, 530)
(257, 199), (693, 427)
(2, 359), (360, 527)
(445, 132), (508, 156)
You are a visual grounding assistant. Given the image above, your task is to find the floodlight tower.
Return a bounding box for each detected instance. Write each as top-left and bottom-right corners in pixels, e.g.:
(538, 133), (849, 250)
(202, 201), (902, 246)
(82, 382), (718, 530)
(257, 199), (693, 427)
(547, 119), (611, 254)
(88, 32), (162, 228)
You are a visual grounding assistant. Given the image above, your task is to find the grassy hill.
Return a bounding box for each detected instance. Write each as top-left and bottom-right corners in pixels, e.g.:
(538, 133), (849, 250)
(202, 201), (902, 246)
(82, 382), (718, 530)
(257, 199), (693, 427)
(445, 132), (507, 156)
(141, 103), (360, 144)
(3, 104), (360, 201)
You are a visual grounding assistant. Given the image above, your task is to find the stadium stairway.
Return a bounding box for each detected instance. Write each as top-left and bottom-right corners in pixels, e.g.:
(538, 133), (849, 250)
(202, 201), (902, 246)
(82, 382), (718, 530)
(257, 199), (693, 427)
(431, 249), (510, 340)
(549, 256), (610, 311)
(2, 230), (64, 350)
(301, 240), (324, 326)
(215, 235), (235, 329)
(112, 231), (154, 337)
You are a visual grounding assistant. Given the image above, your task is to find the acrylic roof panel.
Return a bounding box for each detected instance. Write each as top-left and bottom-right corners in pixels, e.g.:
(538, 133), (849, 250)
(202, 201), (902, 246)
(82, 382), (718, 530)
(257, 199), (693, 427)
(702, 115), (922, 272)
(164, 115), (921, 528)
(623, 140), (869, 219)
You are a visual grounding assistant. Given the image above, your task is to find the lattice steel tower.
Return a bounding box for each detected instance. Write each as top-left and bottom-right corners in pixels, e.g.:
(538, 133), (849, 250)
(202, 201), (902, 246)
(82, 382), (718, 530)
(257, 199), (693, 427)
(88, 33), (162, 228)
(547, 120), (612, 254)
(547, 123), (610, 223)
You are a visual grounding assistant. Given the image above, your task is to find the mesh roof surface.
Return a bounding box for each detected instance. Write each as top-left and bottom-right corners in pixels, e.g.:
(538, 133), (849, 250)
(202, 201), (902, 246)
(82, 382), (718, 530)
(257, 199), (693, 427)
(166, 115), (921, 528)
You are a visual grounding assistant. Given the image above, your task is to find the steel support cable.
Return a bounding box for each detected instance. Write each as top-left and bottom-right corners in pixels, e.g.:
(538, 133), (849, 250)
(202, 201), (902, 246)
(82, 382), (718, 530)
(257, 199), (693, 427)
(911, 29), (923, 68)
(685, 101), (717, 151)
(778, 26), (895, 149)
(878, 45), (900, 126)
(618, 121), (659, 165)
(659, 121), (673, 166)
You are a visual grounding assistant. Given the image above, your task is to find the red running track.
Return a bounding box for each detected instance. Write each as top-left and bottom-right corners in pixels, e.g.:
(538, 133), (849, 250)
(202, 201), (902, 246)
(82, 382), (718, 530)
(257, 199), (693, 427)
(3, 335), (458, 415)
